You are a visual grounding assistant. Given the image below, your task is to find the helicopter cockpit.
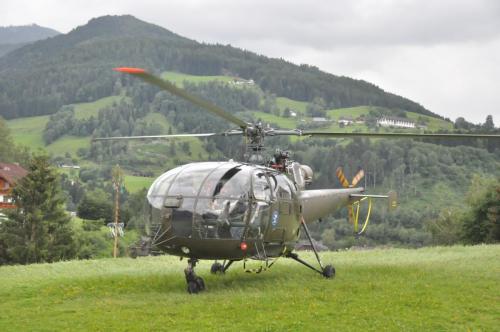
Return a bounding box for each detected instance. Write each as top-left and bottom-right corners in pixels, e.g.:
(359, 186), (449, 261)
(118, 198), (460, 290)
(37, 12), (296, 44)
(147, 162), (282, 241)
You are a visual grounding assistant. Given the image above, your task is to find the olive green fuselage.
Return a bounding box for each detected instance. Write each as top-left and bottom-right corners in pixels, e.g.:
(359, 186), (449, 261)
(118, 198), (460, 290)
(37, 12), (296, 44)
(148, 162), (363, 260)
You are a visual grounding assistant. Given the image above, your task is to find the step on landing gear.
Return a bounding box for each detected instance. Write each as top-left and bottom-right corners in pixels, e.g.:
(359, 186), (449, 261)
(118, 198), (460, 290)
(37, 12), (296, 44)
(287, 218), (335, 279)
(185, 258), (205, 294)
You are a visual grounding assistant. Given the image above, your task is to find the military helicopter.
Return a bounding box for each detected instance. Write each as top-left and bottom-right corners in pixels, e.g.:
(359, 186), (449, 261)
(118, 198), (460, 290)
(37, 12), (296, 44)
(95, 67), (500, 293)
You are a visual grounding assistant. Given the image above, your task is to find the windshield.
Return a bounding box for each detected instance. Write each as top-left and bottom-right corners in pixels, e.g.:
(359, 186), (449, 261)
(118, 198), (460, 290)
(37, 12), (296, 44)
(147, 162), (260, 240)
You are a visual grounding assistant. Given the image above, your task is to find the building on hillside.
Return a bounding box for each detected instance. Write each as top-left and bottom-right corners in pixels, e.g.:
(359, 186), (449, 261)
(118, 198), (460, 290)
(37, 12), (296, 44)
(338, 117), (354, 126)
(232, 78), (255, 85)
(59, 164), (81, 169)
(312, 117), (329, 123)
(0, 162), (28, 209)
(355, 117), (365, 124)
(377, 116), (416, 128)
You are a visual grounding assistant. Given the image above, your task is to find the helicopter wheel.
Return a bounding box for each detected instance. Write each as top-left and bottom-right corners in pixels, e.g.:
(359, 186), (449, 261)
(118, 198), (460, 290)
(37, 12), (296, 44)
(185, 258), (206, 294)
(187, 277), (206, 294)
(322, 264), (335, 279)
(187, 280), (199, 294)
(210, 262), (224, 274)
(195, 276), (205, 291)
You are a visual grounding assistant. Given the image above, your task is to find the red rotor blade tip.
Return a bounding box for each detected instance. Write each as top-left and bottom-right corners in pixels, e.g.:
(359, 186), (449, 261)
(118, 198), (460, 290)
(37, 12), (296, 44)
(113, 67), (146, 74)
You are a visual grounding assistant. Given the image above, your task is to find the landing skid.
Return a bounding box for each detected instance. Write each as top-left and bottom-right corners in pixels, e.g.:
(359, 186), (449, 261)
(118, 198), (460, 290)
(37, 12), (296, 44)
(287, 218), (335, 278)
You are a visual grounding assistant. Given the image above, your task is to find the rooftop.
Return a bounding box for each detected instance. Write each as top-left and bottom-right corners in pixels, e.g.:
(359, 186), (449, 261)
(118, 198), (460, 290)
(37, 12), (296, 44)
(0, 162), (28, 184)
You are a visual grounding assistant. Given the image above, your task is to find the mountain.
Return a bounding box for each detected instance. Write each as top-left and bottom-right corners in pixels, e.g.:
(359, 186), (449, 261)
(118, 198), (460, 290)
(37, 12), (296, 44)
(0, 24), (60, 44)
(0, 43), (25, 57)
(0, 24), (60, 57)
(0, 15), (436, 120)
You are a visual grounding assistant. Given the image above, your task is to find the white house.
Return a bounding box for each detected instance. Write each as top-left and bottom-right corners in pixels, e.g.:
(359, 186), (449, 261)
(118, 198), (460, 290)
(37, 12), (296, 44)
(312, 117), (329, 122)
(338, 117), (353, 126)
(377, 116), (415, 128)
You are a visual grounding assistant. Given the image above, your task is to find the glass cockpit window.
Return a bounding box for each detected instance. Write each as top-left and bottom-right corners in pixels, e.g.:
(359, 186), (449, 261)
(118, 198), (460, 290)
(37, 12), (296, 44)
(194, 198), (249, 239)
(215, 167), (251, 198)
(193, 165), (253, 239)
(168, 163), (216, 197)
(252, 171), (271, 201)
(198, 165), (252, 199)
(147, 165), (185, 209)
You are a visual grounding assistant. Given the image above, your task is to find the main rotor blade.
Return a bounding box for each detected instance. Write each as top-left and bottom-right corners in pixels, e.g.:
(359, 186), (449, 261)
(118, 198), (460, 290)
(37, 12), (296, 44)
(93, 133), (219, 141)
(114, 67), (249, 129)
(300, 131), (500, 139)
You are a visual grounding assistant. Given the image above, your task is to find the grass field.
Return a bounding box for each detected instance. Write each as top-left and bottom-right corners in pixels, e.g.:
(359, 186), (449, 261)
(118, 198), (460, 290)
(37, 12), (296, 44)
(72, 95), (125, 120)
(162, 71), (236, 86)
(6, 95), (125, 153)
(276, 97), (308, 114)
(0, 245), (498, 331)
(123, 175), (155, 193)
(6, 114), (50, 149)
(251, 111), (298, 129)
(46, 135), (91, 156)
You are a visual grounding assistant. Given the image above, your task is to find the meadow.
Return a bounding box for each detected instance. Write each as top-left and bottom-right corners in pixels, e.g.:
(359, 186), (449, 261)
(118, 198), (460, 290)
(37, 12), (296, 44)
(0, 245), (498, 331)
(6, 95), (123, 150)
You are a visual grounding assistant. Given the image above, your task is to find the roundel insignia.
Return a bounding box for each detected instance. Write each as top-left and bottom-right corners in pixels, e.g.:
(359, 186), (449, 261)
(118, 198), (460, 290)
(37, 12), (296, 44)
(271, 210), (280, 228)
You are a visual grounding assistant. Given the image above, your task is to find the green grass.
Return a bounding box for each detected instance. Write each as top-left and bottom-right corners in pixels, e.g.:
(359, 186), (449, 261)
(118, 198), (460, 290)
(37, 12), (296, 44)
(72, 95), (126, 120)
(6, 96), (127, 153)
(162, 71), (236, 86)
(46, 135), (91, 156)
(405, 111), (454, 131)
(327, 106), (373, 120)
(0, 245), (498, 331)
(123, 175), (154, 193)
(251, 111), (298, 129)
(276, 97), (308, 114)
(6, 114), (50, 149)
(139, 111), (210, 161)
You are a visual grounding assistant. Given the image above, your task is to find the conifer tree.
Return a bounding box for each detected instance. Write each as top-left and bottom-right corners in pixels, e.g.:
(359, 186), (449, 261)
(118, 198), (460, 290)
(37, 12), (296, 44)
(1, 154), (75, 264)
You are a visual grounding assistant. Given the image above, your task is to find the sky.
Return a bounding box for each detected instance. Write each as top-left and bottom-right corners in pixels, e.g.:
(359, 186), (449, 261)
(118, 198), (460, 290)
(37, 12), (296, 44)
(2, 0), (499, 125)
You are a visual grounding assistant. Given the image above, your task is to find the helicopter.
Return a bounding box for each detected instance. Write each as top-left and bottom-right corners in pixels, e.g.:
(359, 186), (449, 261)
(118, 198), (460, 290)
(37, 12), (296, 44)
(95, 67), (500, 294)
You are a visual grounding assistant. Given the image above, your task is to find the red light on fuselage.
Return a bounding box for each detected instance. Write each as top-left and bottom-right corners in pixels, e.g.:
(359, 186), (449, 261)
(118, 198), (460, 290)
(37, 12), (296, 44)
(113, 67), (147, 74)
(240, 242), (248, 251)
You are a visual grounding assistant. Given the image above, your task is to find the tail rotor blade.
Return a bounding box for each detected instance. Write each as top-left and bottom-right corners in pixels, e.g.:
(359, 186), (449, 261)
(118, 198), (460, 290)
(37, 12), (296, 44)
(351, 169), (365, 187)
(336, 167), (350, 188)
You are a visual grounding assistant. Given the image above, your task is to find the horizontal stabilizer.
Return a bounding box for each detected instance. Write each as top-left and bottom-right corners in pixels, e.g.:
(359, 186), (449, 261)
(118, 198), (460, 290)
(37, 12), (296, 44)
(350, 191), (398, 210)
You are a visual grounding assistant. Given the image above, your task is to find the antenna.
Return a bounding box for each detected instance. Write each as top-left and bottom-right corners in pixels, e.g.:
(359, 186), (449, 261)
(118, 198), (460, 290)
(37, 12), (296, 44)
(112, 164), (124, 258)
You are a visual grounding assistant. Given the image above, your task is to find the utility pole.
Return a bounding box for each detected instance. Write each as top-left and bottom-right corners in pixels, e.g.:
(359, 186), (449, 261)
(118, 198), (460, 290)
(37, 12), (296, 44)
(112, 164), (124, 258)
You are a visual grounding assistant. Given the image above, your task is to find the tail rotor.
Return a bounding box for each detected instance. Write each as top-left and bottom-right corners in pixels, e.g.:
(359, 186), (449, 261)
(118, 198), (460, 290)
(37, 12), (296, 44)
(336, 167), (366, 231)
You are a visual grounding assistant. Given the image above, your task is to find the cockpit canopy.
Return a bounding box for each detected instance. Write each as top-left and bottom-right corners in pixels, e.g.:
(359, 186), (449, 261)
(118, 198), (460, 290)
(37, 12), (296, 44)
(147, 162), (297, 241)
(147, 162), (257, 209)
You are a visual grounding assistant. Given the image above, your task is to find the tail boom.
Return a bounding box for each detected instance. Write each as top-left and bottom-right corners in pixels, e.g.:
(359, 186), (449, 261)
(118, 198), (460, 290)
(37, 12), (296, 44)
(299, 188), (364, 223)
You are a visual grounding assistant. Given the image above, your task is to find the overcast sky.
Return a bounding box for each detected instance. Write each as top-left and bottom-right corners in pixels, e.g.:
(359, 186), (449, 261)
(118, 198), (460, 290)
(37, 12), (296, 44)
(2, 0), (499, 124)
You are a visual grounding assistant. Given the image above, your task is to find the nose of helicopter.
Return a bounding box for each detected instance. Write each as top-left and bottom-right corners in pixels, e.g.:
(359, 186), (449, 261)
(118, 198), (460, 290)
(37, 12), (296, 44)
(147, 162), (253, 242)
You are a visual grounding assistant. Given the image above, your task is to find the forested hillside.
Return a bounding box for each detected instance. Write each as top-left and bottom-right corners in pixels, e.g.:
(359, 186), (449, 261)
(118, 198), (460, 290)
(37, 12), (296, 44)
(0, 24), (60, 57)
(0, 15), (433, 119)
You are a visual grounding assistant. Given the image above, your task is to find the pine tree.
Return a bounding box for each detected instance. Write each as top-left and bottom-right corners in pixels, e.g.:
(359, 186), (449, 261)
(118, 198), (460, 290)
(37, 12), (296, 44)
(1, 154), (76, 264)
(0, 117), (15, 161)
